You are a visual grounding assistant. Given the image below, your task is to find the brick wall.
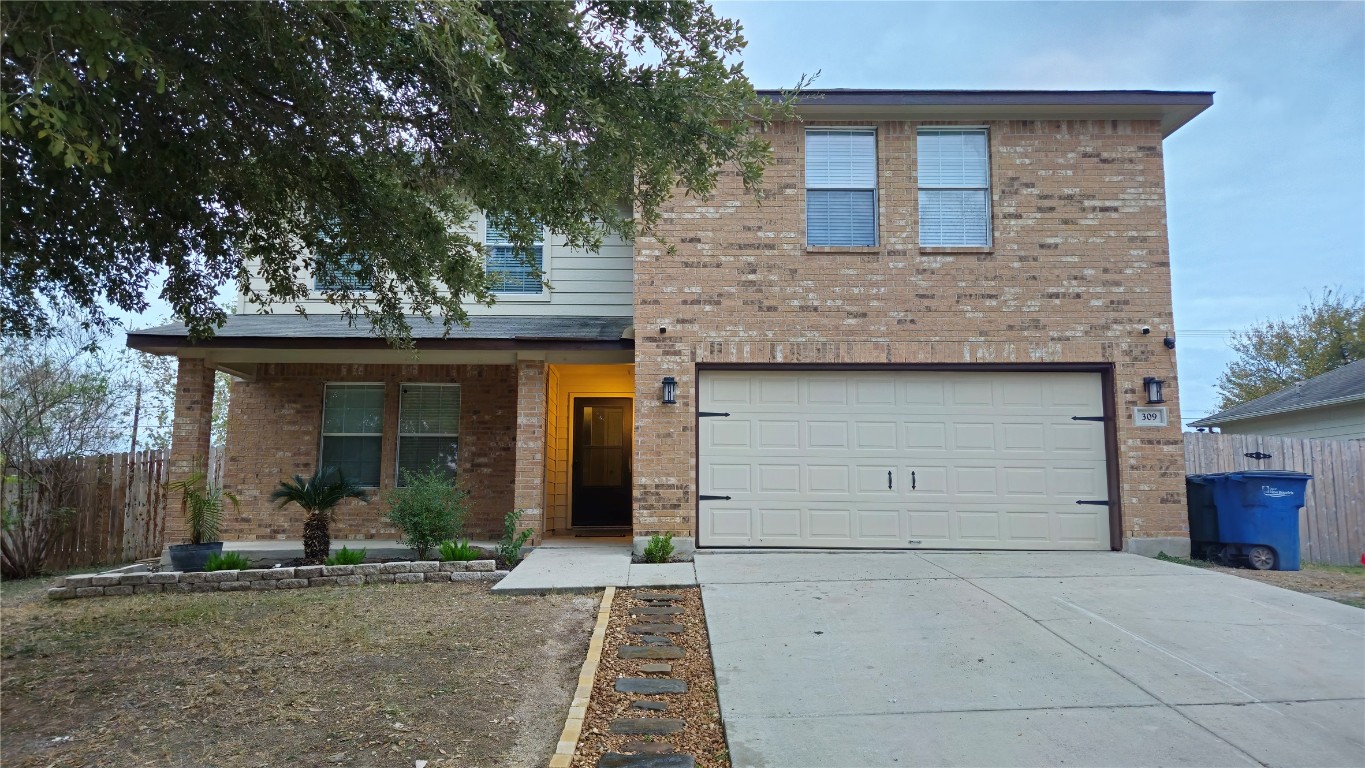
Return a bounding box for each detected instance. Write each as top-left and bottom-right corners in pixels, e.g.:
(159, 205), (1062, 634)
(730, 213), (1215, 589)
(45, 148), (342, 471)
(633, 119), (1187, 546)
(167, 358), (216, 544)
(221, 363), (517, 540)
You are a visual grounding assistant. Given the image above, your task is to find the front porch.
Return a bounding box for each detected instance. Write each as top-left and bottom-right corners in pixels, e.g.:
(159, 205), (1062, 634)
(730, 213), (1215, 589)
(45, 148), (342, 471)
(129, 314), (636, 547)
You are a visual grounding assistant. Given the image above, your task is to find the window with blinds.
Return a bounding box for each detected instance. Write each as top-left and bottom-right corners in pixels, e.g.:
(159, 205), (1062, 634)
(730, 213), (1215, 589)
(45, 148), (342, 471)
(485, 221), (544, 295)
(314, 253), (373, 292)
(397, 384), (461, 484)
(320, 384), (384, 487)
(918, 129), (991, 247)
(806, 129), (878, 247)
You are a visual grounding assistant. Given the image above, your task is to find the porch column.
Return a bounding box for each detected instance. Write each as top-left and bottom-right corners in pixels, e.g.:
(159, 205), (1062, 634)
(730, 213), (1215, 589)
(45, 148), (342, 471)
(514, 358), (548, 544)
(166, 357), (215, 545)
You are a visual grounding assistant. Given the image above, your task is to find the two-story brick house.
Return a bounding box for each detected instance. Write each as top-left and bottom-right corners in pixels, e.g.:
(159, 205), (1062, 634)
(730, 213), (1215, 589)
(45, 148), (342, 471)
(129, 89), (1212, 558)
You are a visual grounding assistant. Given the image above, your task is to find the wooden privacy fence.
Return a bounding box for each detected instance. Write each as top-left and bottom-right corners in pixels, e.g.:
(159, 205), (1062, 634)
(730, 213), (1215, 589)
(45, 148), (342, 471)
(2, 449), (170, 571)
(1184, 433), (1365, 566)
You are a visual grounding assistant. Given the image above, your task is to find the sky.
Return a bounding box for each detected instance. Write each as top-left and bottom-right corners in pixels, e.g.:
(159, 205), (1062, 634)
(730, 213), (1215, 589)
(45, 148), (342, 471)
(112, 1), (1365, 424)
(713, 0), (1365, 421)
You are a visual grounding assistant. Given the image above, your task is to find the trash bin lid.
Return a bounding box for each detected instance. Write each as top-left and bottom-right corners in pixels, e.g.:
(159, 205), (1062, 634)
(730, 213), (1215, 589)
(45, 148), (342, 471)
(1226, 470), (1313, 481)
(1187, 472), (1230, 484)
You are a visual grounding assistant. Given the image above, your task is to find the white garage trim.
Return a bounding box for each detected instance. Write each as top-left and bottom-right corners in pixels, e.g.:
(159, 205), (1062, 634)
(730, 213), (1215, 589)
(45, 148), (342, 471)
(697, 368), (1118, 550)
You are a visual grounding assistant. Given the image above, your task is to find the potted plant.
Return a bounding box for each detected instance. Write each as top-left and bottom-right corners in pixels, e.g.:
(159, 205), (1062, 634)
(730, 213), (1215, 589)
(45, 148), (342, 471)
(270, 466), (369, 562)
(166, 469), (238, 572)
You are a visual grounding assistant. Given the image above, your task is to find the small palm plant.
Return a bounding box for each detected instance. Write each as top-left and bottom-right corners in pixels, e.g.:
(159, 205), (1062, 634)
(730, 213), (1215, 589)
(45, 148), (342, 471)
(270, 467), (369, 562)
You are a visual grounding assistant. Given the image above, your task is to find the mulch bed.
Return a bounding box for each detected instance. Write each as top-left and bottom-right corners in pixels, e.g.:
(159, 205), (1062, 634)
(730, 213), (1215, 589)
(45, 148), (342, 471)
(572, 587), (729, 768)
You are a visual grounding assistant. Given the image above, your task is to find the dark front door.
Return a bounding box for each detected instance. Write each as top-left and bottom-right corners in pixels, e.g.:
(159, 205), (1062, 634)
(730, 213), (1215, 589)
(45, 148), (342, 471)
(571, 398), (632, 528)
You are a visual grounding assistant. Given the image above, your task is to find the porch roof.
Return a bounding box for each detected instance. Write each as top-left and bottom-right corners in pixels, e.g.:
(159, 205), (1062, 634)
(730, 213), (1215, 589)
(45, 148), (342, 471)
(126, 313), (635, 355)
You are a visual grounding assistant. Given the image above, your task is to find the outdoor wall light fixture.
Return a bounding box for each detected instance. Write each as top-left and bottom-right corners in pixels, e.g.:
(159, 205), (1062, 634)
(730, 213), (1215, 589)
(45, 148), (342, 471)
(1143, 377), (1166, 404)
(662, 376), (677, 405)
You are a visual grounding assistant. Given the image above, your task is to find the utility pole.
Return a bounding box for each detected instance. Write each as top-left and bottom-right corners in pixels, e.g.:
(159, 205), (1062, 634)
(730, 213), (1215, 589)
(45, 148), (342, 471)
(129, 380), (142, 456)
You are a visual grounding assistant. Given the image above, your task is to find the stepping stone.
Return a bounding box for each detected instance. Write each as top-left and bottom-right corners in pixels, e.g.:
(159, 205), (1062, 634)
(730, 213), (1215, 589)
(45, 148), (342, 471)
(631, 700), (668, 711)
(616, 677), (687, 694)
(640, 663), (673, 674)
(620, 645), (684, 659)
(621, 741), (676, 754)
(632, 606), (682, 616)
(609, 718), (686, 735)
(635, 635), (675, 645)
(632, 614), (679, 624)
(635, 592), (682, 602)
(599, 753), (694, 768)
(628, 623), (683, 634)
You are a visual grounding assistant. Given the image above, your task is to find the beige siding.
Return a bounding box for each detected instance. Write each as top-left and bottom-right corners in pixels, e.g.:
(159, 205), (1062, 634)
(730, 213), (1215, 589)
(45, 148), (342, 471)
(237, 213), (634, 317)
(1218, 403), (1365, 440)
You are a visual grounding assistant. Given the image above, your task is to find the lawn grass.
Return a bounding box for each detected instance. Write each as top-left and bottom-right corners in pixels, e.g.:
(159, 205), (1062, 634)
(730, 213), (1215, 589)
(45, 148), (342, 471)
(2, 576), (597, 767)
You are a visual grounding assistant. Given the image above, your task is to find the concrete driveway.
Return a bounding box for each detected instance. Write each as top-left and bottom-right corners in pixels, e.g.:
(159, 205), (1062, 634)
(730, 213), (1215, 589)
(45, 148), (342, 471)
(697, 551), (1365, 768)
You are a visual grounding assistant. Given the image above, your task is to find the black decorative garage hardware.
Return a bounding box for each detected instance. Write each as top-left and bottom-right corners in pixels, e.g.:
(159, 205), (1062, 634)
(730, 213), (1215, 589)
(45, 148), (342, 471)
(1071, 416), (1107, 422)
(699, 495), (732, 501)
(1244, 451), (1273, 461)
(1075, 500), (1110, 506)
(698, 411), (731, 418)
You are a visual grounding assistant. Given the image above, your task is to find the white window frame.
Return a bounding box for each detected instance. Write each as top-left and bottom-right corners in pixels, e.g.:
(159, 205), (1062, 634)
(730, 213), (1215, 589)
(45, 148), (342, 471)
(917, 126), (993, 248)
(481, 216), (550, 301)
(396, 383), (461, 486)
(319, 382), (385, 488)
(805, 127), (879, 247)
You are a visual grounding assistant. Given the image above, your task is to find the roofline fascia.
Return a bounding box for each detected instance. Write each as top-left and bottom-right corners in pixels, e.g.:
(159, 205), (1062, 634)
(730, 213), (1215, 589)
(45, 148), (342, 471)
(125, 334), (634, 355)
(1187, 392), (1365, 427)
(754, 89), (1214, 137)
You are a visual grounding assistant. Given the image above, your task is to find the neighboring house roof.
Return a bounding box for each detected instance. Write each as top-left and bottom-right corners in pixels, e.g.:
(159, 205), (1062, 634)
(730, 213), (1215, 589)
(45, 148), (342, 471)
(1188, 360), (1365, 428)
(126, 314), (634, 353)
(755, 88), (1214, 137)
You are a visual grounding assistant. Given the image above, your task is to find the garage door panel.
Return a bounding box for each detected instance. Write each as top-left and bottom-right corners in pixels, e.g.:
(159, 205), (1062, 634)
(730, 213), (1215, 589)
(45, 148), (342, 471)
(757, 420), (799, 450)
(699, 371), (1111, 550)
(757, 507), (803, 540)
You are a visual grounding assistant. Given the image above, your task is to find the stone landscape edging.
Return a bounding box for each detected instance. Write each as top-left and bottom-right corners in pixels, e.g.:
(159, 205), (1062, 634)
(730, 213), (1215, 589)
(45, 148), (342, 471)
(46, 560), (509, 599)
(549, 586), (616, 768)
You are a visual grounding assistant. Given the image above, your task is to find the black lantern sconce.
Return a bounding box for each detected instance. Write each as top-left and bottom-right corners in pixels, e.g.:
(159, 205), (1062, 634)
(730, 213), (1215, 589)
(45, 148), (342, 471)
(662, 376), (677, 405)
(1143, 377), (1166, 404)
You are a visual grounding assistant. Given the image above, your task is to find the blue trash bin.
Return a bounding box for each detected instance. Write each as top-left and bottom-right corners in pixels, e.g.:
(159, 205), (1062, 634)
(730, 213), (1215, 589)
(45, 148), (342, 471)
(1195, 471), (1311, 571)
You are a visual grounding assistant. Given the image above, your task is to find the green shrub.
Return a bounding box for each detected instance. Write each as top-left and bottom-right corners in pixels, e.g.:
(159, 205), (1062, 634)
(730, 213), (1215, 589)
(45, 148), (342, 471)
(204, 551), (252, 571)
(325, 545), (367, 566)
(439, 538), (482, 562)
(496, 509), (534, 564)
(385, 467), (469, 560)
(643, 533), (674, 564)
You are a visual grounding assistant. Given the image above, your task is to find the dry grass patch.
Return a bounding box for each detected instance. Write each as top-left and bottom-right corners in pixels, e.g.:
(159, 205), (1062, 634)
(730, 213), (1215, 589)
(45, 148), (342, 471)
(2, 580), (596, 767)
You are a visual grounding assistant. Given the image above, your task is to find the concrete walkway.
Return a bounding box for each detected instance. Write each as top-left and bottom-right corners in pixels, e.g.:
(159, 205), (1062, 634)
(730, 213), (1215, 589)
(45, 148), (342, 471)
(698, 550), (1365, 768)
(490, 538), (697, 594)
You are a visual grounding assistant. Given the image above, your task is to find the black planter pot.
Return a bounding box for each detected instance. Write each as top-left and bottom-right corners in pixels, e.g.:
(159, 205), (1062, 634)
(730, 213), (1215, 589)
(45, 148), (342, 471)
(168, 541), (224, 572)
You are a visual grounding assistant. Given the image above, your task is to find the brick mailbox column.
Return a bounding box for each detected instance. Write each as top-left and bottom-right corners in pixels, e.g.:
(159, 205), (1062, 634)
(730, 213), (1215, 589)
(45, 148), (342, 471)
(513, 358), (547, 544)
(166, 357), (215, 545)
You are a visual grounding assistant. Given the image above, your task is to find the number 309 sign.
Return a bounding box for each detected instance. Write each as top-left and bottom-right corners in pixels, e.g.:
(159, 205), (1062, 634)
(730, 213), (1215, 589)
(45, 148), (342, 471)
(1133, 407), (1169, 427)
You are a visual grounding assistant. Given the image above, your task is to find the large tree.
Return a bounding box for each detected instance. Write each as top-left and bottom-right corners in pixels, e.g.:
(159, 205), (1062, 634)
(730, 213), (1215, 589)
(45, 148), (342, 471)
(1215, 289), (1365, 409)
(2, 1), (797, 342)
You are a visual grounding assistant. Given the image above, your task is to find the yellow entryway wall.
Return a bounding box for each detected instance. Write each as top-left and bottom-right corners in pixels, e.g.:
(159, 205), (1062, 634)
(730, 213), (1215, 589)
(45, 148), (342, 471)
(545, 364), (635, 533)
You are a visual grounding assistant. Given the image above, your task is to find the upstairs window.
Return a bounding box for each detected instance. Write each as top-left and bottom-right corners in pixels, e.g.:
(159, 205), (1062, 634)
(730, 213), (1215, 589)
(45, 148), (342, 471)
(805, 129), (878, 247)
(485, 221), (544, 295)
(397, 384), (461, 484)
(320, 384), (384, 487)
(314, 253), (373, 292)
(918, 129), (991, 247)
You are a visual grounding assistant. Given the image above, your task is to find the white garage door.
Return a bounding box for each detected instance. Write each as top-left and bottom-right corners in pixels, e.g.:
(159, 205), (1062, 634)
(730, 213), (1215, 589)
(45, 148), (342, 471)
(698, 370), (1111, 550)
